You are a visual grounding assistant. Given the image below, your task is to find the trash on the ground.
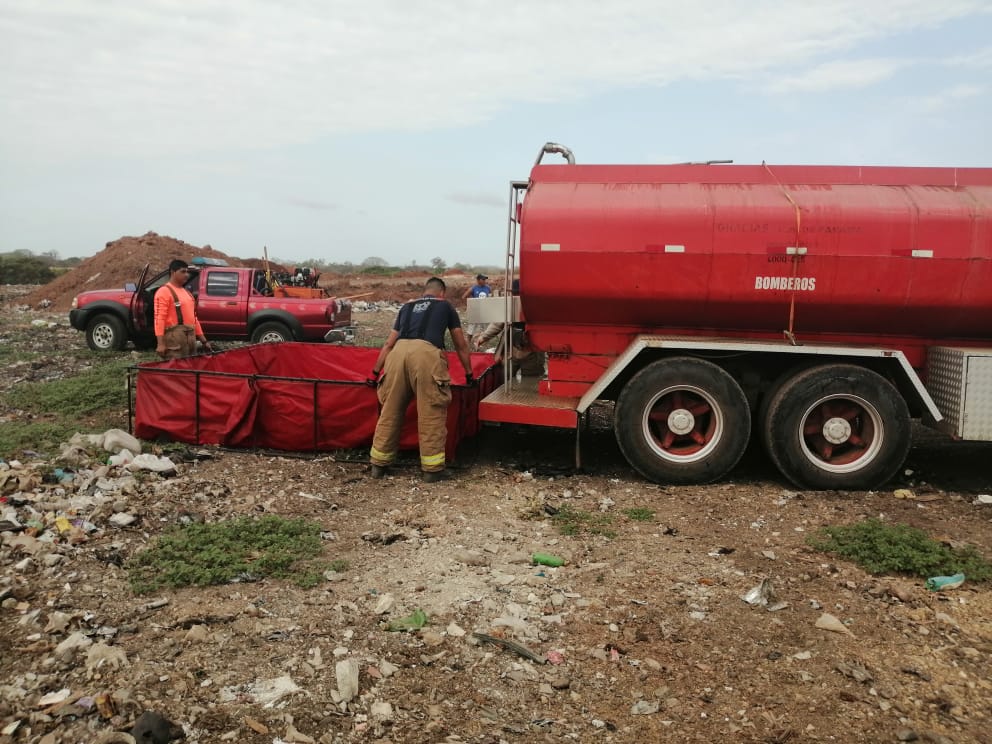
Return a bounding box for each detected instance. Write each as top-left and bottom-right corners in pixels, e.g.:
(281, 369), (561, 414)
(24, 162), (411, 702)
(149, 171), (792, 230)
(371, 701), (394, 721)
(102, 429), (142, 455)
(532, 552), (565, 567)
(246, 675), (301, 707)
(37, 688), (72, 707)
(893, 488), (914, 499)
(472, 631), (546, 664)
(815, 612), (855, 637)
(835, 661), (873, 683)
(335, 659), (359, 703)
(925, 573), (965, 592)
(741, 579), (789, 611)
(973, 494), (992, 505)
(1, 721), (21, 735)
(372, 593), (395, 614)
(95, 692), (116, 719)
(546, 650), (565, 665)
(630, 700), (660, 715)
(86, 642), (129, 670)
(385, 608), (428, 631)
(108, 449), (135, 467)
(126, 454), (177, 473)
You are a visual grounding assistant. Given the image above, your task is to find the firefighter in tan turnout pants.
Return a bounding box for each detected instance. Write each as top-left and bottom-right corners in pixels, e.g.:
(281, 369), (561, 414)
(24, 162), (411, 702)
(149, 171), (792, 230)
(368, 277), (473, 483)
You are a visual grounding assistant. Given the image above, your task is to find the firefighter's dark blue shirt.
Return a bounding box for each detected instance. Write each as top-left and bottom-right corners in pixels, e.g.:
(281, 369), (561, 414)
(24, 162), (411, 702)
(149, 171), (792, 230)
(393, 296), (461, 349)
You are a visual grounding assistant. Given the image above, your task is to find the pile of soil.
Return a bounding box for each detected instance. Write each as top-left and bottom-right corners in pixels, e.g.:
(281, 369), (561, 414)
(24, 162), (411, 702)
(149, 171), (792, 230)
(23, 228), (504, 309)
(23, 233), (288, 312)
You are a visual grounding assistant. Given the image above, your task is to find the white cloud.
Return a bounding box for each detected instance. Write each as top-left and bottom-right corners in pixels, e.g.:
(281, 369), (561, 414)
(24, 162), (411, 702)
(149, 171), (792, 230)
(763, 58), (908, 94)
(445, 192), (504, 207)
(911, 82), (986, 113)
(944, 47), (992, 68)
(0, 0), (987, 160)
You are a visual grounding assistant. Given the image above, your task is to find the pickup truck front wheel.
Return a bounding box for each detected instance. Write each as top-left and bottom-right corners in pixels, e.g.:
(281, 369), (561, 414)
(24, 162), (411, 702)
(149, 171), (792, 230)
(86, 314), (127, 351)
(251, 321), (292, 344)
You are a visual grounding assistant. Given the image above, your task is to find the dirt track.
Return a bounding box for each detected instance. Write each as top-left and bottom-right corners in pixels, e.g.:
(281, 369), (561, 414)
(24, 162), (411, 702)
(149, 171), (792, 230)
(1, 299), (991, 743)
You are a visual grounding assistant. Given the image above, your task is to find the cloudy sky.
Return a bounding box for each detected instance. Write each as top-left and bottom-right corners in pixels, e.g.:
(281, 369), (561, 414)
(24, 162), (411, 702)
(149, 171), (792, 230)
(1, 1), (990, 267)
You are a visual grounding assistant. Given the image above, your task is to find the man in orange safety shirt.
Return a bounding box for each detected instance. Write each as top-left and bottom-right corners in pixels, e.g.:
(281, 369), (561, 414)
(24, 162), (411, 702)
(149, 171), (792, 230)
(154, 259), (213, 359)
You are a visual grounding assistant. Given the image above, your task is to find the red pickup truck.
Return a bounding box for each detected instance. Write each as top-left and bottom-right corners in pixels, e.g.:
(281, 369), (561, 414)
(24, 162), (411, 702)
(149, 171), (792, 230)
(69, 263), (353, 351)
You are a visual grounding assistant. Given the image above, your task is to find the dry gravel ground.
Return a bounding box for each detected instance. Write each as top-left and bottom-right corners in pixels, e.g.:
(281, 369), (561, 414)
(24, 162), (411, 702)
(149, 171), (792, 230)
(1, 291), (991, 744)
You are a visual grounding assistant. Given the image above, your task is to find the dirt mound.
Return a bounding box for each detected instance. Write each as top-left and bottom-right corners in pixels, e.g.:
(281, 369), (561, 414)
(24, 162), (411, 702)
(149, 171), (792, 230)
(23, 233), (288, 312)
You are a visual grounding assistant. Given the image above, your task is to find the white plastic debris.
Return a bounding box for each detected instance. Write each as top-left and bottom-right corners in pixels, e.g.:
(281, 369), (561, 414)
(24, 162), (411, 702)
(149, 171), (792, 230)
(335, 659), (359, 703)
(85, 642), (129, 670)
(247, 675), (301, 707)
(741, 579), (789, 612)
(102, 429), (142, 455)
(37, 688), (72, 707)
(127, 454), (177, 473)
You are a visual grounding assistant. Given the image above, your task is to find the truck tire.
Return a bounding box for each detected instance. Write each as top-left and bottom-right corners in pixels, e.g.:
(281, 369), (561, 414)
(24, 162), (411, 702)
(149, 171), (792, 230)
(761, 364), (910, 490)
(615, 357), (751, 485)
(85, 314), (127, 351)
(251, 321), (292, 344)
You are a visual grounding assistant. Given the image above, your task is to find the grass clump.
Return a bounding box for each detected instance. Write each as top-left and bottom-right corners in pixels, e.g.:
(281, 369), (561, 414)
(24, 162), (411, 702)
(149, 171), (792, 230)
(5, 358), (132, 418)
(0, 356), (132, 458)
(808, 518), (992, 581)
(552, 504), (616, 538)
(128, 515), (326, 594)
(624, 507), (655, 522)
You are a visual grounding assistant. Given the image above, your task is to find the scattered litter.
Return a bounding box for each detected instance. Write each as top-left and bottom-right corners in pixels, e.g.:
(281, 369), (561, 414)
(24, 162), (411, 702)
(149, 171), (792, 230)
(336, 659), (360, 703)
(126, 454), (177, 473)
(925, 573), (965, 592)
(815, 612), (855, 637)
(385, 608), (428, 632)
(246, 675), (301, 707)
(472, 631), (546, 664)
(630, 700), (660, 715)
(741, 579), (789, 612)
(973, 494), (992, 505)
(85, 642), (129, 670)
(37, 688), (72, 707)
(893, 488), (914, 500)
(835, 661), (873, 683)
(373, 593), (395, 615)
(532, 552), (565, 567)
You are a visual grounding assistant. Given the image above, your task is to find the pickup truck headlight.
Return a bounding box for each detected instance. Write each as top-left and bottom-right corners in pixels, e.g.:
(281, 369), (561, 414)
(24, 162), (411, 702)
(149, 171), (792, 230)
(71, 296), (78, 309)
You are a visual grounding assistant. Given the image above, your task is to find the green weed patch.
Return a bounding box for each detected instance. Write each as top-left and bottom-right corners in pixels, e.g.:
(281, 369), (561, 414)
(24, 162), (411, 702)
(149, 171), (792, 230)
(0, 357), (131, 457)
(808, 518), (991, 581)
(127, 515), (327, 594)
(552, 504), (616, 538)
(623, 507), (655, 522)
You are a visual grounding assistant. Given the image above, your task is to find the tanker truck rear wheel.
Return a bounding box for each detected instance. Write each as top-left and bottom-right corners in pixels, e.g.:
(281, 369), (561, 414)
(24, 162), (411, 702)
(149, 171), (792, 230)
(615, 357), (750, 485)
(762, 364), (910, 490)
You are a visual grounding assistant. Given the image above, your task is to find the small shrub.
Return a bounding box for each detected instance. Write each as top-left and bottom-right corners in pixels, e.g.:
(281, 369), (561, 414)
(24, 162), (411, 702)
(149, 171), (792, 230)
(808, 518), (991, 581)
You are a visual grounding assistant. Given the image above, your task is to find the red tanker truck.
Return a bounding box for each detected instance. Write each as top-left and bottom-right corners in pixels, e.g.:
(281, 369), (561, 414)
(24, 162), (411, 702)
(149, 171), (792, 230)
(471, 143), (992, 490)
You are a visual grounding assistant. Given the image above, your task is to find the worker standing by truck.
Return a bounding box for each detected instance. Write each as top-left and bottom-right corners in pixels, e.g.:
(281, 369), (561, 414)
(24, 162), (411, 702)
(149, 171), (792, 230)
(154, 259), (212, 359)
(368, 277), (474, 482)
(461, 273), (492, 346)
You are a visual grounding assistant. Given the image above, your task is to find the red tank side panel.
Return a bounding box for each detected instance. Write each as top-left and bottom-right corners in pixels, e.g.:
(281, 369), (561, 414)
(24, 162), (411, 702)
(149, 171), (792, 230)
(519, 164), (992, 344)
